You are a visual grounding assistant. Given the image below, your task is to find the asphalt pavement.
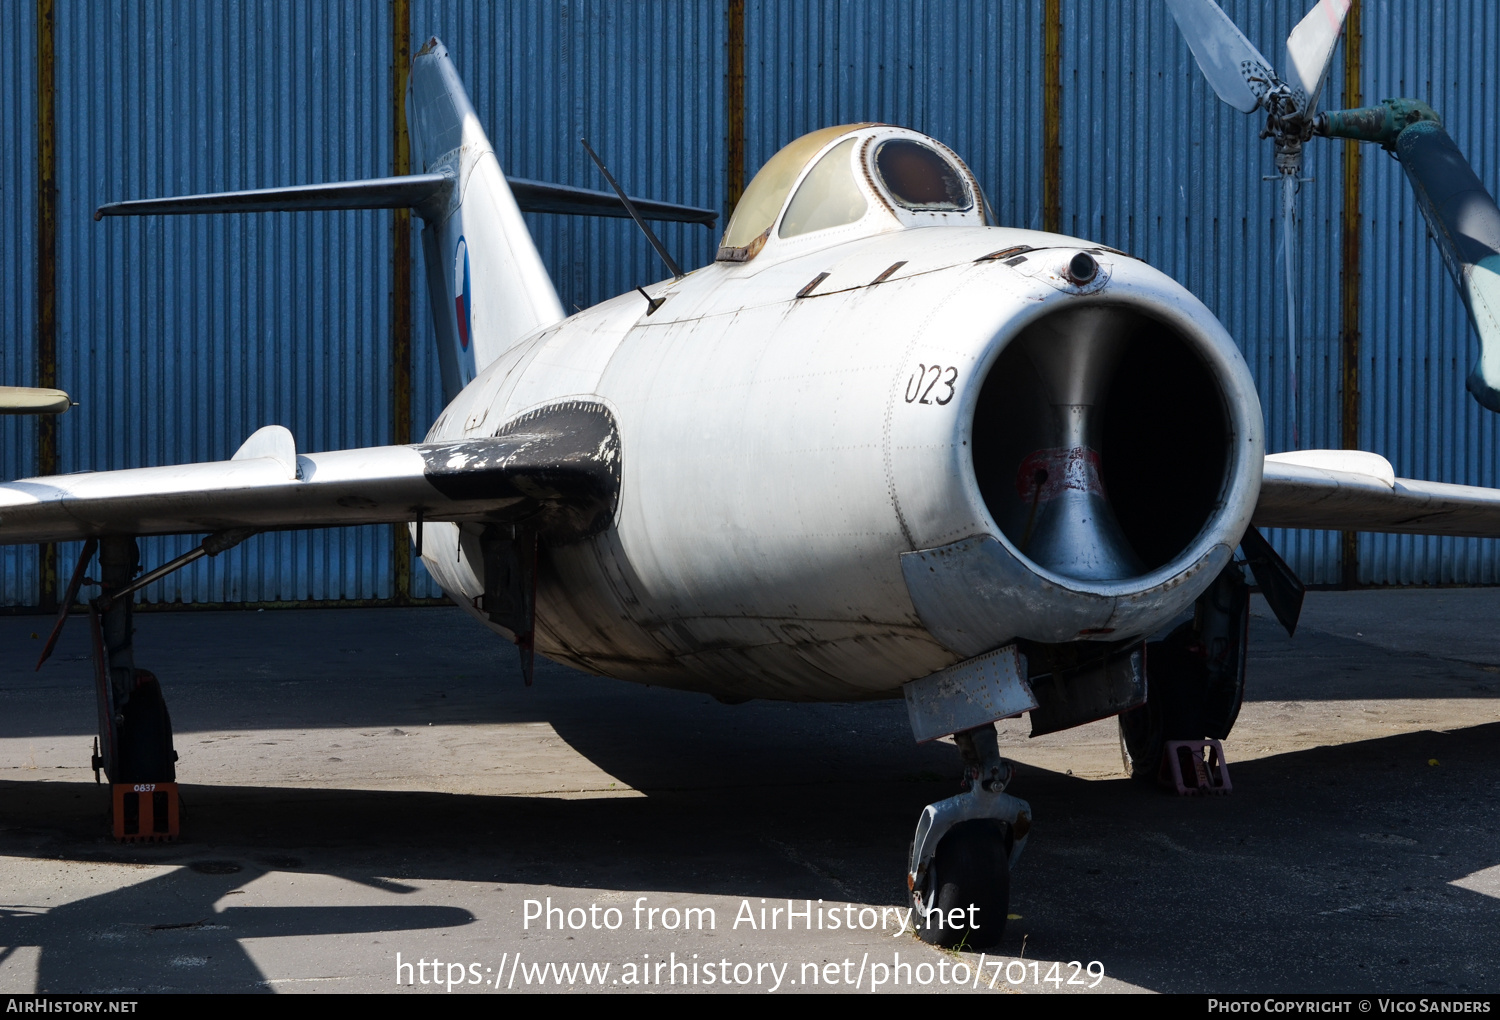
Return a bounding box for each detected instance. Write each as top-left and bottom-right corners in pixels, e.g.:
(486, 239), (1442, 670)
(1, 589), (1498, 994)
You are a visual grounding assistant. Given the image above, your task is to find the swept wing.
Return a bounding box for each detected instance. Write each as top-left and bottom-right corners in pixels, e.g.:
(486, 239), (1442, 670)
(0, 402), (620, 546)
(1254, 450), (1500, 538)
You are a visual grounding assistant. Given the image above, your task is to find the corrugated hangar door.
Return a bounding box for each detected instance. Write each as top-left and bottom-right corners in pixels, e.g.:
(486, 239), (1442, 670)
(4, 1), (1497, 608)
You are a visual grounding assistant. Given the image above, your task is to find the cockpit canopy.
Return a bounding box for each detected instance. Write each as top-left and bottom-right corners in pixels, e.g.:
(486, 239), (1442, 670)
(717, 124), (990, 263)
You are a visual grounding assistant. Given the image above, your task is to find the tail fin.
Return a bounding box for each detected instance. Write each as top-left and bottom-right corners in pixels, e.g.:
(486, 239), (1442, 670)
(94, 36), (719, 404)
(408, 38), (565, 395)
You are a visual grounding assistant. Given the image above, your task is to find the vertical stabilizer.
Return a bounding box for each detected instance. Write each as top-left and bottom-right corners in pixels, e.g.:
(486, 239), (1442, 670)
(408, 38), (565, 398)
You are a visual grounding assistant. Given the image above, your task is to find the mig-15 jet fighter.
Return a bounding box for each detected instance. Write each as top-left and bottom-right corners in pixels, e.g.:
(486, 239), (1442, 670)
(6, 9), (1500, 949)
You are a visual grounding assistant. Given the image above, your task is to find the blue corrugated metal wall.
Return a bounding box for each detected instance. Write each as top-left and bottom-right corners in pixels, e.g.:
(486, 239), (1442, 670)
(3, 1), (1498, 607)
(405, 1), (730, 598)
(1060, 0), (1349, 583)
(53, 1), (395, 603)
(743, 1), (1044, 234)
(741, 0), (1038, 231)
(0, 4), (38, 606)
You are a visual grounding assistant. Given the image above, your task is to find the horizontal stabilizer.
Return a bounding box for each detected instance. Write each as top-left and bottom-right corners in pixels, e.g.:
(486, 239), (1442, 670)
(95, 174), (452, 221)
(1255, 451), (1500, 538)
(0, 386), (70, 415)
(96, 174), (716, 226)
(509, 178), (717, 226)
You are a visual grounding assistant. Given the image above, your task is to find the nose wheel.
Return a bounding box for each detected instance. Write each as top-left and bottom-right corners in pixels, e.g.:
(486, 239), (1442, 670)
(908, 724), (1028, 950)
(914, 818), (1012, 948)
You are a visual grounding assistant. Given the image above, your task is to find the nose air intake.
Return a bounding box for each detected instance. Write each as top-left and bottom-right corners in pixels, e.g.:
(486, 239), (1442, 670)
(973, 304), (1232, 584)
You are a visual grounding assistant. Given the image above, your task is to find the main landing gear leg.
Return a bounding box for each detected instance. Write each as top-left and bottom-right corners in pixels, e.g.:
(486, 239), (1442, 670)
(909, 723), (1030, 950)
(1119, 560), (1250, 793)
(95, 536), (180, 841)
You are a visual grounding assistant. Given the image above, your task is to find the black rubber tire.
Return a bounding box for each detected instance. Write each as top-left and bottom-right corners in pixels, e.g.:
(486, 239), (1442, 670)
(1117, 696), (1163, 782)
(1121, 565), (1250, 779)
(915, 819), (1010, 950)
(1119, 626), (1207, 781)
(115, 672), (176, 784)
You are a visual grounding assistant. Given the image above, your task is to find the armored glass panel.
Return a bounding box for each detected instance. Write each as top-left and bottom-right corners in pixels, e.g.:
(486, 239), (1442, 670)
(875, 139), (971, 211)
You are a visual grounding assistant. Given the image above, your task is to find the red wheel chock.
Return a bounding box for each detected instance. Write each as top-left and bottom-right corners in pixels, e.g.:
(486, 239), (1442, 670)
(1160, 739), (1232, 795)
(112, 781), (180, 842)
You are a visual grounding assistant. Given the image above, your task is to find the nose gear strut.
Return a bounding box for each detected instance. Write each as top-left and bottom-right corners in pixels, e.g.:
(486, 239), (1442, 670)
(908, 723), (1029, 950)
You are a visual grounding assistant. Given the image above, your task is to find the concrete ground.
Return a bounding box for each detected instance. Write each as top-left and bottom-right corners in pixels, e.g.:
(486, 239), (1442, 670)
(1, 589), (1498, 994)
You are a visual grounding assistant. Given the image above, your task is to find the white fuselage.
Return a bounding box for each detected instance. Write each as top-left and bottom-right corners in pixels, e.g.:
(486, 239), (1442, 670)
(417, 224), (1263, 702)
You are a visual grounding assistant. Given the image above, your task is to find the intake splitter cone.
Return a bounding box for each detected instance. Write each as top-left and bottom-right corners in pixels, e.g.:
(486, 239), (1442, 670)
(1014, 309), (1143, 581)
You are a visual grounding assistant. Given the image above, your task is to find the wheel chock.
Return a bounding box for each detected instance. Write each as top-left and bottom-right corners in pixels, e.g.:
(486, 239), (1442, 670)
(1159, 739), (1232, 796)
(112, 782), (180, 842)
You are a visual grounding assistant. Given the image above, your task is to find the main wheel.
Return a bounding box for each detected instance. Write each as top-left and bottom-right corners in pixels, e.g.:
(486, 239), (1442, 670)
(1117, 698), (1163, 781)
(1119, 624), (1206, 781)
(915, 819), (1011, 950)
(1121, 563), (1250, 779)
(115, 671), (176, 784)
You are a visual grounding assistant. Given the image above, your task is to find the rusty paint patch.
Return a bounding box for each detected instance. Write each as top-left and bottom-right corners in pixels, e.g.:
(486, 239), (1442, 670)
(795, 272), (831, 299)
(716, 228), (767, 263)
(977, 245), (1034, 262)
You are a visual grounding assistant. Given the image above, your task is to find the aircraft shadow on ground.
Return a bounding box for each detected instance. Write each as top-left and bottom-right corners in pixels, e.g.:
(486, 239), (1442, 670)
(0, 862), (471, 994)
(2, 720), (1499, 993)
(4, 608), (1499, 748)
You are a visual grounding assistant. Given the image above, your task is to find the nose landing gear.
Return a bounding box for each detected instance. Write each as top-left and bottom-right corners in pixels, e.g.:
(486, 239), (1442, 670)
(909, 724), (1028, 950)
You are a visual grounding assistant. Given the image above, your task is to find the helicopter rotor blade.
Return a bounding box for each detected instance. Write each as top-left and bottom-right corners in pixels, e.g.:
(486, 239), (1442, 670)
(1283, 0), (1351, 115)
(1282, 174), (1301, 449)
(1164, 0), (1276, 114)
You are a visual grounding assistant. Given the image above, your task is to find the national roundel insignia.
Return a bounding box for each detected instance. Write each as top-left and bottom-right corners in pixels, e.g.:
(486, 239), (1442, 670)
(454, 236), (472, 350)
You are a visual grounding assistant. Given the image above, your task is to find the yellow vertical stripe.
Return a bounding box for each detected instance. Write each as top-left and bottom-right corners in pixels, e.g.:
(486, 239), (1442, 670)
(392, 0), (414, 602)
(1340, 0), (1363, 588)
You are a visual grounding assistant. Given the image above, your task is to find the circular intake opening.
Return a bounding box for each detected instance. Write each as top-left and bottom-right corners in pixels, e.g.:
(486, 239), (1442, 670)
(971, 303), (1232, 581)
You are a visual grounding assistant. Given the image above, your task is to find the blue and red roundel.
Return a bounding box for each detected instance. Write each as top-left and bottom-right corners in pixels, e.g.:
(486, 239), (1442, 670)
(454, 236), (472, 350)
